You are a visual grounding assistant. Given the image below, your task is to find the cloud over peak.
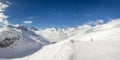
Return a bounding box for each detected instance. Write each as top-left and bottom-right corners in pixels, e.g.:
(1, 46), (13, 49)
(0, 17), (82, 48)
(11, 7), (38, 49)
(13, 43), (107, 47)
(88, 20), (104, 26)
(23, 20), (33, 24)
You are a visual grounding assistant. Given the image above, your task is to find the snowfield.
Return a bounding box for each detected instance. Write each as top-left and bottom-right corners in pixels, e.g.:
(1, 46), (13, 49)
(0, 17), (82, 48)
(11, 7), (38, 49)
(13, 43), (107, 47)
(0, 19), (120, 60)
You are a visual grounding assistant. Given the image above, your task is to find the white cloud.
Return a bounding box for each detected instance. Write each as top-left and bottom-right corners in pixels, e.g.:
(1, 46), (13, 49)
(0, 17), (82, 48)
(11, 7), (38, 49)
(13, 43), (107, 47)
(92, 18), (120, 31)
(88, 20), (104, 25)
(95, 20), (104, 25)
(0, 13), (8, 21)
(0, 2), (9, 26)
(23, 20), (33, 24)
(28, 16), (37, 19)
(0, 2), (9, 12)
(5, 1), (12, 5)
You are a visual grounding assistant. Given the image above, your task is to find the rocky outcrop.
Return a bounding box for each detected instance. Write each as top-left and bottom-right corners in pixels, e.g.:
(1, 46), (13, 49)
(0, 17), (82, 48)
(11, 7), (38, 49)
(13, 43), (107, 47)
(0, 36), (20, 48)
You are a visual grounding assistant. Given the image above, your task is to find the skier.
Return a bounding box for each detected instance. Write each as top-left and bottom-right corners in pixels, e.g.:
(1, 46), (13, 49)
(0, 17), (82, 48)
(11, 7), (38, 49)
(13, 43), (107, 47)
(70, 40), (74, 43)
(90, 37), (93, 42)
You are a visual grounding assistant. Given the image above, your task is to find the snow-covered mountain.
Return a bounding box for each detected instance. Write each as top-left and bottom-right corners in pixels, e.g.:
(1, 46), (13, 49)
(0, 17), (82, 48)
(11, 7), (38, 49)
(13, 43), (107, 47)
(34, 25), (92, 43)
(0, 19), (120, 60)
(6, 19), (119, 60)
(0, 25), (49, 59)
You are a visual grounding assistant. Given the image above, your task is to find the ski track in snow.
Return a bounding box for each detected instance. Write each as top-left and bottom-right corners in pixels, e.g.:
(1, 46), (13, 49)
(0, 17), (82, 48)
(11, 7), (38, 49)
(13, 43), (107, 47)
(7, 40), (120, 60)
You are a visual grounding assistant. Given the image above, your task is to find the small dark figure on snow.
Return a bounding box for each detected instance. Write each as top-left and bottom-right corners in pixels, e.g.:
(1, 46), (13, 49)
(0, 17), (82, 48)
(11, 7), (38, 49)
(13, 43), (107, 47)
(70, 40), (74, 43)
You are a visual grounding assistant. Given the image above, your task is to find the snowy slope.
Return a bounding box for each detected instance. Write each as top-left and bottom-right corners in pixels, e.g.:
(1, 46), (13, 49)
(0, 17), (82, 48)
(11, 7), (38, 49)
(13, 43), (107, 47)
(35, 25), (91, 42)
(0, 1), (120, 59)
(30, 19), (118, 60)
(0, 19), (119, 60)
(0, 25), (49, 59)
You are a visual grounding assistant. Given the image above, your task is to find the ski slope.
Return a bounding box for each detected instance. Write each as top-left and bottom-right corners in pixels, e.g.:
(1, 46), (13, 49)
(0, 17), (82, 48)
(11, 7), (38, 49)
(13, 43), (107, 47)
(11, 40), (120, 60)
(0, 19), (120, 60)
(71, 41), (120, 60)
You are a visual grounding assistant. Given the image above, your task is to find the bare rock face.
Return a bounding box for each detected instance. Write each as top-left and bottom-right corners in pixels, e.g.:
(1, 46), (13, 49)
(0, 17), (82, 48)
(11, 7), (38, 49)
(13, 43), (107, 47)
(17, 25), (28, 31)
(0, 36), (20, 48)
(0, 26), (23, 48)
(30, 26), (39, 31)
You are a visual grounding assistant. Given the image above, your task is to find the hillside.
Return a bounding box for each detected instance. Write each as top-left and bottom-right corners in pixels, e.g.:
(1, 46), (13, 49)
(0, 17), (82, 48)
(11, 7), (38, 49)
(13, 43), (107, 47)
(0, 19), (119, 60)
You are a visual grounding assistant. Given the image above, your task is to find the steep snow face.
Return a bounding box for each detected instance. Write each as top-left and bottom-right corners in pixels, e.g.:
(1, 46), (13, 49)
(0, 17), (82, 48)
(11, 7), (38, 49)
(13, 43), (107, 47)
(0, 25), (49, 59)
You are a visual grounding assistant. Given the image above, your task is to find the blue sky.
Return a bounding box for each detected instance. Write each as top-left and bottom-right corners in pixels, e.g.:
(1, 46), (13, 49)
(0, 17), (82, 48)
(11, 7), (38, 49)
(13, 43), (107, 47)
(4, 0), (120, 28)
